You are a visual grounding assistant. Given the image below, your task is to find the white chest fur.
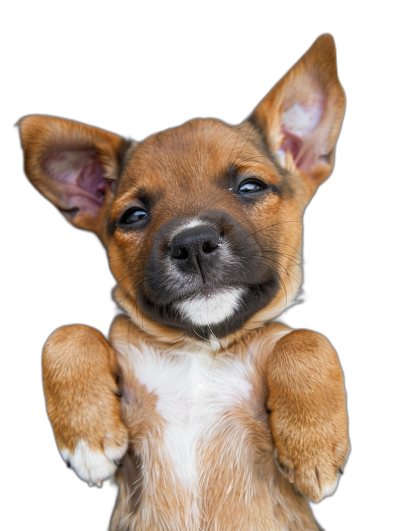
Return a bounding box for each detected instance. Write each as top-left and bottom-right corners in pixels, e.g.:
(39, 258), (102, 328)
(119, 341), (258, 490)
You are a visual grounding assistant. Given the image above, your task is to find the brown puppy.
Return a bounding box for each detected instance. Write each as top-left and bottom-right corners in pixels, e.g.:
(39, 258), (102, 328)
(19, 34), (348, 531)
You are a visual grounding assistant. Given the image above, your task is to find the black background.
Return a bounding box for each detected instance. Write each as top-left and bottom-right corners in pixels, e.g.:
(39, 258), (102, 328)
(3, 11), (385, 531)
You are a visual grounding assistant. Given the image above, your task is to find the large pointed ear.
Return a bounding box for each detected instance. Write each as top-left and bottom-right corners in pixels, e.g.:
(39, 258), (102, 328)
(250, 34), (345, 191)
(18, 115), (132, 235)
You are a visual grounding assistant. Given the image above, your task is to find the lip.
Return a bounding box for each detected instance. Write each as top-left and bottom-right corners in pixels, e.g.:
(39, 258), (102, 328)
(144, 279), (273, 310)
(171, 285), (238, 303)
(137, 274), (279, 338)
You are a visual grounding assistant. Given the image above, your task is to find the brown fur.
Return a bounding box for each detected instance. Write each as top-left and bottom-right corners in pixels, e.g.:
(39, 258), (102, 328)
(43, 326), (128, 459)
(19, 34), (348, 530)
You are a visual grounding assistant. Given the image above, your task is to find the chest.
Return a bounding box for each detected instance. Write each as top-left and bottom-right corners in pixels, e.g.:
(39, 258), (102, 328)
(131, 345), (257, 417)
(121, 343), (264, 415)
(116, 342), (270, 484)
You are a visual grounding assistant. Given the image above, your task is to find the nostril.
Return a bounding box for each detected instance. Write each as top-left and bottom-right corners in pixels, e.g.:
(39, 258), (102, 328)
(202, 240), (218, 254)
(171, 246), (189, 260)
(170, 225), (221, 264)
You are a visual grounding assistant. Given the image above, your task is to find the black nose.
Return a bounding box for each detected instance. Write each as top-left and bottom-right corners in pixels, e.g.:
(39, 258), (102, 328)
(170, 225), (221, 277)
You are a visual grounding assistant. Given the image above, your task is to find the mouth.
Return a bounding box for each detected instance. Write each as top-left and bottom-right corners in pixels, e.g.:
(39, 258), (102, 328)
(137, 276), (279, 339)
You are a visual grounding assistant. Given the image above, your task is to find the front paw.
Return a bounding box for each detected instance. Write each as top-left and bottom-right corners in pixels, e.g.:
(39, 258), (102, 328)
(267, 329), (349, 502)
(43, 325), (129, 487)
(60, 433), (127, 487)
(53, 388), (129, 487)
(274, 437), (348, 502)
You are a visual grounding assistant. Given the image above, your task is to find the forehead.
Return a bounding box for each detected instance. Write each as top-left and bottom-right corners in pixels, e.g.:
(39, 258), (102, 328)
(117, 118), (279, 196)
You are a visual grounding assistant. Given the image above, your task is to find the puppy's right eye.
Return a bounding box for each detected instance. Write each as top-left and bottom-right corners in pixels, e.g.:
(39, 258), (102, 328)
(117, 207), (148, 226)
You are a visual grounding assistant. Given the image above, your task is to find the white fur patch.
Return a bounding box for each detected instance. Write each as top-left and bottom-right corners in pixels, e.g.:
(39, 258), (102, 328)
(174, 287), (245, 326)
(168, 218), (209, 240)
(183, 218), (206, 229)
(274, 149), (287, 167)
(60, 440), (119, 486)
(320, 475), (339, 498)
(124, 343), (254, 490)
(282, 102), (323, 134)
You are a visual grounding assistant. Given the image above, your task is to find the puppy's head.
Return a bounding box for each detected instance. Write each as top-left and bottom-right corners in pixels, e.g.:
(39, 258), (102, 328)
(19, 35), (344, 341)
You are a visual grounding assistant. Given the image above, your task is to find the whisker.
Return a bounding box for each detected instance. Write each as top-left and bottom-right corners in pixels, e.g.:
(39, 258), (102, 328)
(227, 122), (247, 167)
(251, 250), (303, 269)
(258, 254), (302, 285)
(109, 254), (151, 264)
(115, 268), (145, 287)
(231, 123), (256, 167)
(250, 220), (302, 237)
(191, 327), (209, 342)
(234, 154), (275, 167)
(262, 239), (303, 257)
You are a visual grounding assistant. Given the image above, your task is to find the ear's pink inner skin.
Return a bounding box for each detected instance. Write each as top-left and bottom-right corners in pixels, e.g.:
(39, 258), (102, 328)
(277, 96), (326, 174)
(43, 150), (106, 216)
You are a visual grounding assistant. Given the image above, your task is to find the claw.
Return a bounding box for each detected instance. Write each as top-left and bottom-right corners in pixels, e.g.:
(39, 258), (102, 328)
(339, 468), (344, 475)
(113, 459), (123, 467)
(88, 481), (94, 487)
(96, 479), (103, 488)
(66, 461), (71, 468)
(113, 390), (122, 398)
(276, 452), (295, 484)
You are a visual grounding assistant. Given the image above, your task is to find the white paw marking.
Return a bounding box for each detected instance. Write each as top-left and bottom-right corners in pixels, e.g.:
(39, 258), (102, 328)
(61, 439), (126, 486)
(174, 287), (245, 326)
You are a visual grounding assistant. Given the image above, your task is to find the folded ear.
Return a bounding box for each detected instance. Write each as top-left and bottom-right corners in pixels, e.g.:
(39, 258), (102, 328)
(18, 115), (131, 234)
(250, 34), (345, 190)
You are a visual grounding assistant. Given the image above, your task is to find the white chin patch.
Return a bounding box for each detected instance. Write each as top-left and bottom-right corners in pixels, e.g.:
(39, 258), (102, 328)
(174, 287), (245, 326)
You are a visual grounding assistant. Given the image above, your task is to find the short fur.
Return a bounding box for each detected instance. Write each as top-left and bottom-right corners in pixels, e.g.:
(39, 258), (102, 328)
(19, 34), (348, 530)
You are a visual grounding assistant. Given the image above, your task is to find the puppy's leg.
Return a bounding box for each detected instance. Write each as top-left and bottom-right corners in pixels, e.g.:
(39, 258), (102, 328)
(43, 325), (128, 486)
(266, 330), (349, 502)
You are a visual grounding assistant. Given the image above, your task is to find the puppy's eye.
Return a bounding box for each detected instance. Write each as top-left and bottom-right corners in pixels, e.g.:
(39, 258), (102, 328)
(118, 207), (148, 226)
(237, 180), (265, 194)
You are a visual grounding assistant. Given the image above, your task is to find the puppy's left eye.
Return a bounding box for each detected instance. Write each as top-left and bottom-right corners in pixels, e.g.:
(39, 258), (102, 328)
(237, 180), (265, 194)
(118, 207), (148, 226)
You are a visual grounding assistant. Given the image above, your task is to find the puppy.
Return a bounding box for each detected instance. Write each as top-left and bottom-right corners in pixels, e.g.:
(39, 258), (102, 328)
(19, 34), (348, 531)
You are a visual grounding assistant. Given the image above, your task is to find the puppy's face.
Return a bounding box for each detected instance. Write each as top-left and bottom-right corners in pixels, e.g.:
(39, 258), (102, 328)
(108, 119), (303, 338)
(19, 35), (345, 340)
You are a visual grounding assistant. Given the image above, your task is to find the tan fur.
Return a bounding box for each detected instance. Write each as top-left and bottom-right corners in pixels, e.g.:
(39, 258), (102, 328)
(43, 326), (128, 458)
(20, 34), (349, 530)
(266, 330), (348, 502)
